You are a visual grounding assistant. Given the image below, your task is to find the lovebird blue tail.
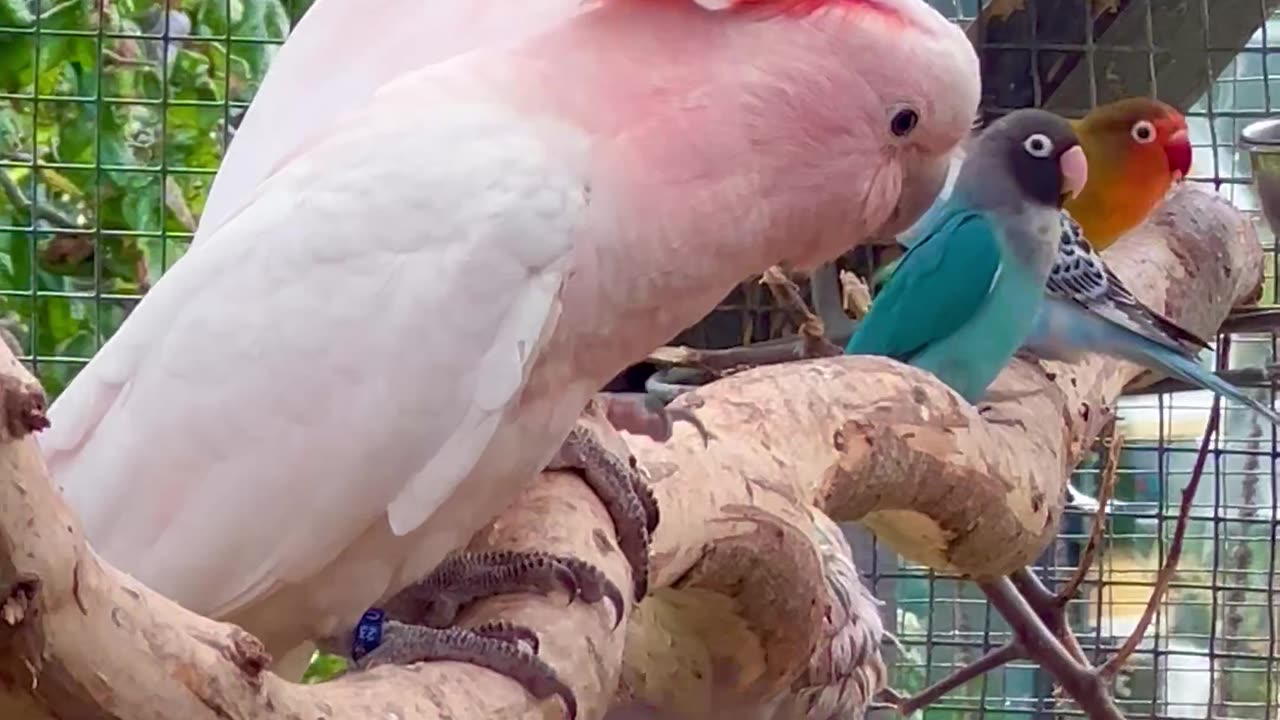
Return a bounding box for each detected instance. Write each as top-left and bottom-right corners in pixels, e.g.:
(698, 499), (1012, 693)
(1106, 325), (1280, 427)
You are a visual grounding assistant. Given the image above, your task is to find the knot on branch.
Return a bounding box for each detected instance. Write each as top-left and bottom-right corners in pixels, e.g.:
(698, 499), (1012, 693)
(616, 502), (886, 720)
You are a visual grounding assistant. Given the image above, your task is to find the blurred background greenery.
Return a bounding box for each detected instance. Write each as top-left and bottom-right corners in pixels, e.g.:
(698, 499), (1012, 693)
(0, 0), (314, 398)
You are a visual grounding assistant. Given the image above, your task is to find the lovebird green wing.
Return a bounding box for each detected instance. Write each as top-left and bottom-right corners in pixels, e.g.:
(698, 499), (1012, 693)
(845, 210), (1002, 361)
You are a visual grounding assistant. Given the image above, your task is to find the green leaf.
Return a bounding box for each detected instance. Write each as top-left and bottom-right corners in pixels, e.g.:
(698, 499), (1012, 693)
(301, 652), (347, 684)
(0, 0), (36, 27)
(200, 0), (245, 35)
(35, 295), (88, 357)
(40, 168), (84, 199)
(0, 104), (22, 155)
(56, 102), (97, 163)
(122, 180), (161, 232)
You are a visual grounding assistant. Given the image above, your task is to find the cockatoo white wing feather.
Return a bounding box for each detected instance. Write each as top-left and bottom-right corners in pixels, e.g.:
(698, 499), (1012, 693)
(197, 0), (589, 241)
(43, 77), (586, 617)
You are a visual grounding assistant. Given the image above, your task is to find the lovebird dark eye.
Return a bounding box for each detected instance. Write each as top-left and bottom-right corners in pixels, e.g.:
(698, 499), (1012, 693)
(891, 108), (920, 137)
(1023, 132), (1054, 158)
(1131, 119), (1156, 144)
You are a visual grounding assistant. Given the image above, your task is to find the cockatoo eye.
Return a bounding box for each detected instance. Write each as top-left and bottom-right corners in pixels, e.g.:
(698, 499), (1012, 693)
(890, 107), (920, 137)
(1131, 119), (1156, 143)
(1023, 133), (1054, 158)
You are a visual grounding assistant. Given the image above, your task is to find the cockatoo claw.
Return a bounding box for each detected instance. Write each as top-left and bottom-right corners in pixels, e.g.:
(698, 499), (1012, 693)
(471, 619), (542, 654)
(597, 390), (715, 446)
(383, 549), (624, 630)
(355, 620), (578, 719)
(550, 411), (658, 603)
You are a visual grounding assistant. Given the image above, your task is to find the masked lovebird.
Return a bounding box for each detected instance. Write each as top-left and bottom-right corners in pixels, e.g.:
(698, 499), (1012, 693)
(39, 0), (982, 709)
(845, 109), (1087, 402)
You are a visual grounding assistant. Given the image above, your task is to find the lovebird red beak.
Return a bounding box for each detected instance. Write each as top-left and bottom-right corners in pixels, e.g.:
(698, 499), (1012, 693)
(1165, 128), (1192, 181)
(1059, 145), (1088, 199)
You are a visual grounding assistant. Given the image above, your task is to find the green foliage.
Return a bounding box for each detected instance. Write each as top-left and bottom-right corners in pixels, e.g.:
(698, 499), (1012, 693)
(300, 651), (348, 684)
(0, 0), (295, 398)
(0, 0), (345, 684)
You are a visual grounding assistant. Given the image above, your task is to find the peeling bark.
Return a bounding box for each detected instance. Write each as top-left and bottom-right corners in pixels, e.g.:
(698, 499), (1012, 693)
(0, 184), (1262, 720)
(613, 184), (1261, 715)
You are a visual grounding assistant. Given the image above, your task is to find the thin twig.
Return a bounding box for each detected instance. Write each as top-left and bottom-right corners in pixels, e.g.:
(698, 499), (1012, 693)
(102, 49), (162, 71)
(0, 167), (82, 229)
(979, 577), (1123, 720)
(40, 0), (82, 21)
(760, 266), (842, 357)
(878, 643), (1026, 715)
(1059, 421), (1122, 604)
(1008, 569), (1089, 665)
(760, 266), (819, 332)
(646, 336), (813, 373)
(1098, 391), (1221, 679)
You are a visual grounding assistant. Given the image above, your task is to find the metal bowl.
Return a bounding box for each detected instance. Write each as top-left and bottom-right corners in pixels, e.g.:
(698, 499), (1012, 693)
(1240, 118), (1280, 235)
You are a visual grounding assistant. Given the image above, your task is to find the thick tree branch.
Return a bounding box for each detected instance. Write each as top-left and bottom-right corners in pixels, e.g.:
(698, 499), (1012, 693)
(0, 337), (631, 719)
(612, 183), (1261, 715)
(0, 184), (1262, 720)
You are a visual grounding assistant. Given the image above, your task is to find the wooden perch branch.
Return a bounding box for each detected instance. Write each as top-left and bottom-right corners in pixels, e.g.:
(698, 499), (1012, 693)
(652, 184), (1257, 576)
(0, 338), (630, 719)
(611, 183), (1261, 714)
(0, 184), (1261, 720)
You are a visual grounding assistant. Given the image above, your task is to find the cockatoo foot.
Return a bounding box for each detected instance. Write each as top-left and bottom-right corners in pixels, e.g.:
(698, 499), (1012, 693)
(597, 390), (714, 446)
(383, 549), (625, 630)
(549, 402), (660, 602)
(354, 620), (578, 719)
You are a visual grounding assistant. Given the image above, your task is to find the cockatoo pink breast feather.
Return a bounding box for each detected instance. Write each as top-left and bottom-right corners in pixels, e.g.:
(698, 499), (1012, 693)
(43, 0), (980, 666)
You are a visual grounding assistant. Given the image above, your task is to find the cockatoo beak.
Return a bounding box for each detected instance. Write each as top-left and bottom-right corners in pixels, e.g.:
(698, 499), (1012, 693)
(881, 150), (955, 236)
(1059, 144), (1088, 199)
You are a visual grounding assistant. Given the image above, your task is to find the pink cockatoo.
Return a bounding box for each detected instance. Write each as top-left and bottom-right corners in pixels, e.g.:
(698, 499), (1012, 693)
(43, 0), (980, 711)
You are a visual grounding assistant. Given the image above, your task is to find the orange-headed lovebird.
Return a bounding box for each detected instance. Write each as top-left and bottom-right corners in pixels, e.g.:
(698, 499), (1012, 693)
(1063, 97), (1192, 250)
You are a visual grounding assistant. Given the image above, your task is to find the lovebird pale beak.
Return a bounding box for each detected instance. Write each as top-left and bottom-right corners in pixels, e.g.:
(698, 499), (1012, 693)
(1059, 144), (1088, 199)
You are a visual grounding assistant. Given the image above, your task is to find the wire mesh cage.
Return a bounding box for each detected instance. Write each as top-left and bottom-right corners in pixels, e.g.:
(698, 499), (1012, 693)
(3, 1), (1280, 718)
(875, 2), (1280, 719)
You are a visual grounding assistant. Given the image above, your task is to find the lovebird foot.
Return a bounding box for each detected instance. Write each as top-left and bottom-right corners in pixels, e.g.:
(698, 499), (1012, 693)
(354, 619), (577, 719)
(548, 397), (663, 601)
(597, 390), (714, 446)
(381, 549), (624, 630)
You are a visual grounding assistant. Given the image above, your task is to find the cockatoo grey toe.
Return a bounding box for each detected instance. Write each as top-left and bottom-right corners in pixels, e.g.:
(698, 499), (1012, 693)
(354, 620), (577, 719)
(383, 549), (625, 630)
(469, 619), (542, 654)
(598, 390), (714, 446)
(549, 401), (661, 601)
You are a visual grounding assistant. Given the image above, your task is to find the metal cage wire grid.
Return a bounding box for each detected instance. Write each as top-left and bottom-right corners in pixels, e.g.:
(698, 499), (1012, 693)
(2, 1), (1280, 718)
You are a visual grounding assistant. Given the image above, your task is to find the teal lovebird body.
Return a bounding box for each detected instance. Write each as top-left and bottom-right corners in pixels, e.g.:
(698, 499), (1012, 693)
(845, 108), (1088, 403)
(845, 210), (1055, 401)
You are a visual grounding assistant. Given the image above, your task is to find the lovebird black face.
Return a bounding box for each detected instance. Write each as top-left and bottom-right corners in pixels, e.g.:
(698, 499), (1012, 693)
(985, 109), (1087, 208)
